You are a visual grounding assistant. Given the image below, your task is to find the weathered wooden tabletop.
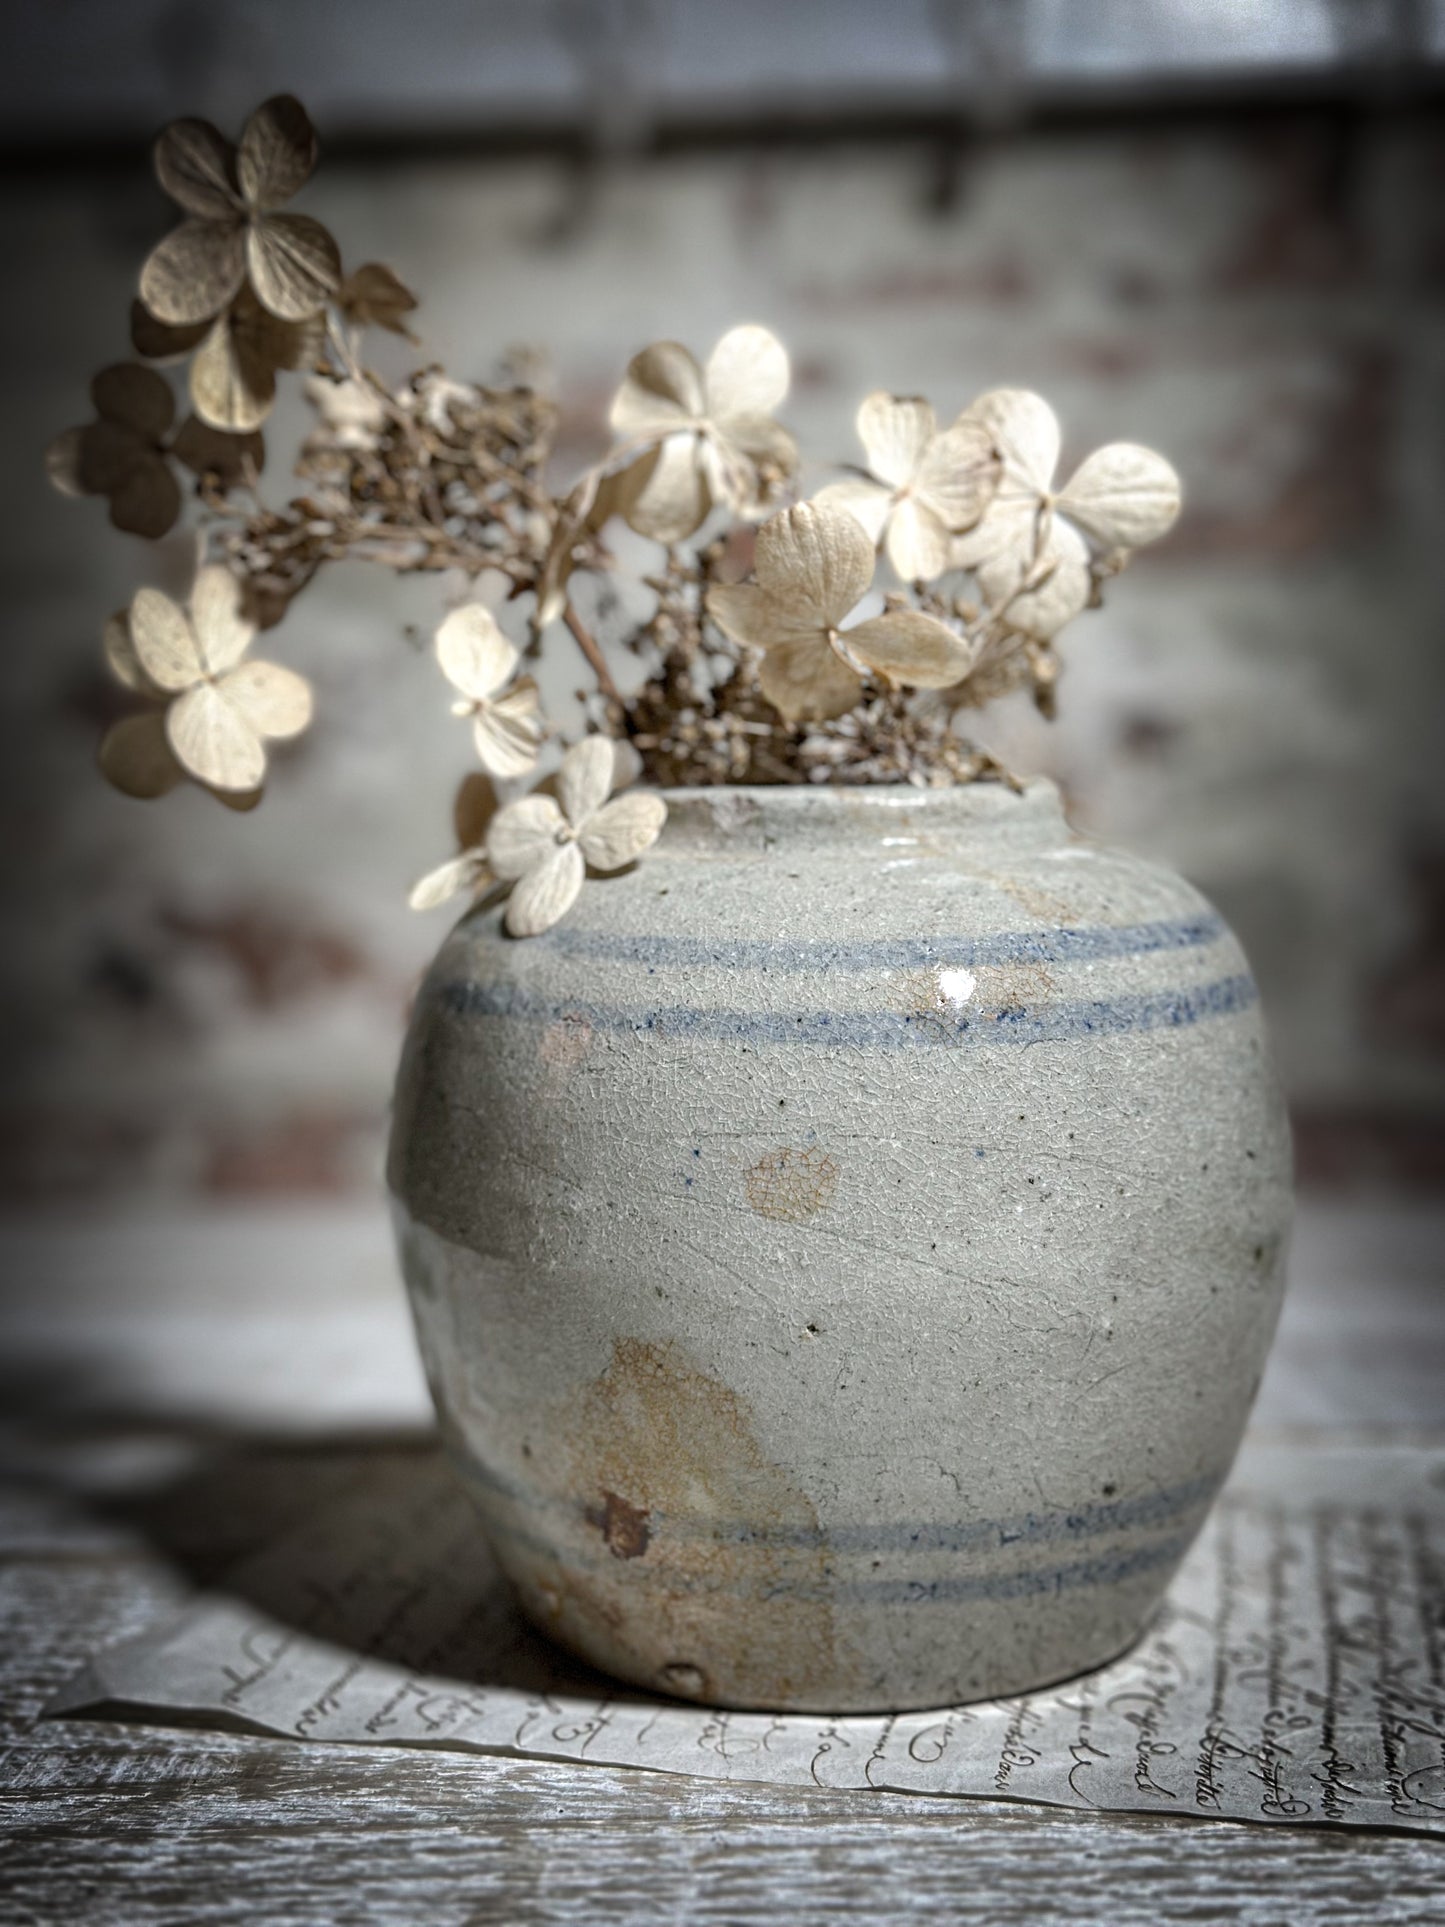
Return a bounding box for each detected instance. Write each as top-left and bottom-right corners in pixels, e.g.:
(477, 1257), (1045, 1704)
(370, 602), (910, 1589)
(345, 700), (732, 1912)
(2, 1199), (1442, 1924)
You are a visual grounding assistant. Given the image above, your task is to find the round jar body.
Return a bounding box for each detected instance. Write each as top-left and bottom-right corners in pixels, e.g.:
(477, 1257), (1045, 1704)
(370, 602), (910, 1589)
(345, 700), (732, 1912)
(389, 780), (1291, 1713)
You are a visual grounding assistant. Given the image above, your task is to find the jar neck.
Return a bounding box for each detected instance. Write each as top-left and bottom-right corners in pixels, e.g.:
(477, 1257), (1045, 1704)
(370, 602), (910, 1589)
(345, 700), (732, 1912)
(656, 777), (1070, 858)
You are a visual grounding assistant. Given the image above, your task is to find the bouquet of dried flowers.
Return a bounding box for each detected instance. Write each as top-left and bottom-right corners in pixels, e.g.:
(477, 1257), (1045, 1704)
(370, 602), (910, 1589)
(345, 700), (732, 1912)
(49, 95), (1182, 938)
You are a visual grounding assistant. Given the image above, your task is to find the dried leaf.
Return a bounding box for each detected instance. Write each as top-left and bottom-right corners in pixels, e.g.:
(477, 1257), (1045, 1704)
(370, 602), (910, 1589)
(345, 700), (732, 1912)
(755, 502), (873, 627)
(409, 850), (491, 912)
(578, 791), (667, 871)
(99, 712), (183, 799)
(505, 841), (584, 937)
(558, 736), (615, 828)
(153, 118), (238, 220)
(166, 680), (267, 791)
(704, 325), (789, 425)
(487, 793), (567, 880)
(1056, 443), (1182, 550)
(140, 218), (247, 327)
(858, 393), (936, 491)
(846, 610), (975, 688)
(246, 211), (341, 321)
(106, 454), (182, 539)
(237, 95), (318, 210)
(91, 363), (175, 439)
(130, 299), (211, 363)
(436, 604), (516, 702)
(338, 262), (419, 338)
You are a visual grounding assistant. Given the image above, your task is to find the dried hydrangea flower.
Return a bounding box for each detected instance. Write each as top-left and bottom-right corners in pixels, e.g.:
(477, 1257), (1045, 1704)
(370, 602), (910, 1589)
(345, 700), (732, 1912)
(814, 392), (997, 582)
(107, 565), (312, 794)
(47, 364), (182, 538)
(139, 96), (341, 329)
(485, 737), (666, 937)
(608, 326), (797, 544)
(706, 502), (977, 723)
(955, 389), (1182, 638)
(47, 364), (263, 536)
(98, 607), (260, 810)
(435, 602), (543, 779)
(337, 263), (419, 339)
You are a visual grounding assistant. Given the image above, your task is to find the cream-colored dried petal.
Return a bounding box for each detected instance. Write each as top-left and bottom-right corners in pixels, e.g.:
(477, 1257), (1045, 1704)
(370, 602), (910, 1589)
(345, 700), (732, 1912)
(139, 219), (246, 327)
(170, 416), (264, 486)
(474, 679), (542, 780)
(579, 791), (666, 872)
(884, 497), (953, 583)
(213, 785), (264, 813)
(75, 422), (148, 494)
(950, 489), (1039, 574)
(609, 341), (705, 435)
(237, 95), (318, 210)
(754, 501), (875, 628)
(454, 771), (499, 850)
(107, 454), (182, 540)
(913, 418), (998, 529)
(558, 735), (616, 828)
(130, 586), (203, 691)
(845, 609), (976, 688)
(338, 262), (419, 337)
(408, 849), (491, 913)
(130, 298), (211, 363)
(1057, 442), (1182, 550)
(91, 362), (175, 439)
(103, 608), (155, 692)
(487, 793), (567, 880)
(247, 212), (341, 321)
(99, 711), (184, 799)
(624, 432), (709, 544)
(699, 433), (763, 518)
(190, 309), (277, 432)
(190, 565), (255, 673)
(45, 427), (87, 497)
(704, 325), (789, 425)
(857, 392), (936, 490)
(964, 388), (1060, 494)
(436, 603), (516, 703)
(979, 517), (1092, 639)
(505, 840), (584, 938)
(719, 414), (797, 478)
(219, 659), (312, 742)
(153, 118), (237, 219)
(758, 634), (862, 723)
(812, 477), (892, 547)
(706, 583), (820, 651)
(166, 681), (266, 791)
(609, 738), (643, 791)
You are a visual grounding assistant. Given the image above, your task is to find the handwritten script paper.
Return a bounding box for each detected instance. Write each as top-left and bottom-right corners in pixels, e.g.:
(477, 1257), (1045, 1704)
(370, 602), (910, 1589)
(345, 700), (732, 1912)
(50, 1438), (1445, 1833)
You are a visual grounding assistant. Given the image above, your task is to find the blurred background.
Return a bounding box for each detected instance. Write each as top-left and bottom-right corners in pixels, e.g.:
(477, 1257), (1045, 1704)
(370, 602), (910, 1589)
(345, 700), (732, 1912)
(3, 0), (1444, 1216)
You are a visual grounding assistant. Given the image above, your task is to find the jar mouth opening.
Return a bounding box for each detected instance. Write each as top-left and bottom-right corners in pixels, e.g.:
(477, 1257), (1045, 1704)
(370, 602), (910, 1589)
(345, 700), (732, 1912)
(654, 776), (1068, 845)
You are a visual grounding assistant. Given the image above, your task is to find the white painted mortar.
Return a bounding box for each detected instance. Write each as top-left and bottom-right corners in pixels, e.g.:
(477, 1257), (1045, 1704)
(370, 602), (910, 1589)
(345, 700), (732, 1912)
(389, 779), (1292, 1712)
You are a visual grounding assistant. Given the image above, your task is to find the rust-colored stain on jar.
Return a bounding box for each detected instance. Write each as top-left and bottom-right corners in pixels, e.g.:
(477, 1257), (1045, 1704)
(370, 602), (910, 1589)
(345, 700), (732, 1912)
(514, 1336), (840, 1709)
(744, 1145), (839, 1222)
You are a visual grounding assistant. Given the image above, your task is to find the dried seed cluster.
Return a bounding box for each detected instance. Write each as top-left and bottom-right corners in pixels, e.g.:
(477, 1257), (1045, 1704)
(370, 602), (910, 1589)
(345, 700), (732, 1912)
(48, 93), (1182, 938)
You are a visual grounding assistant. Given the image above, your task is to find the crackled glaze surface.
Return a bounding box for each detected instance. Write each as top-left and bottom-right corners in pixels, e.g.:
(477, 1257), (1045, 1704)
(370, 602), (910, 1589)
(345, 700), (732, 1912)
(388, 780), (1292, 1712)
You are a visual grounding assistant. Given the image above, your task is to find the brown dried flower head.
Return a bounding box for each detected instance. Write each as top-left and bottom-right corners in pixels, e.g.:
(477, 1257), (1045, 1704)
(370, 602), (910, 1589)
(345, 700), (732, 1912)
(609, 326), (797, 544)
(815, 392), (999, 582)
(103, 565), (312, 796)
(139, 96), (341, 330)
(706, 502), (977, 723)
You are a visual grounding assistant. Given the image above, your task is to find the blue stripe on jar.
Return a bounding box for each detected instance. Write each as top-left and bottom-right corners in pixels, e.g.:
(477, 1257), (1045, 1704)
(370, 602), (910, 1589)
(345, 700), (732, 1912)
(436, 973), (1258, 1051)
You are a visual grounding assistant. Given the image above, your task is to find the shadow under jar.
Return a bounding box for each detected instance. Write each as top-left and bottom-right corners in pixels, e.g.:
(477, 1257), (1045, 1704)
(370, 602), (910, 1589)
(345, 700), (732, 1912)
(389, 778), (1292, 1713)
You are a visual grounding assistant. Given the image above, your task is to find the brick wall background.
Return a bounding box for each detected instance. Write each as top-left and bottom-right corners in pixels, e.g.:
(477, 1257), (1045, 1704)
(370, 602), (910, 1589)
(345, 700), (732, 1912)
(5, 104), (1444, 1203)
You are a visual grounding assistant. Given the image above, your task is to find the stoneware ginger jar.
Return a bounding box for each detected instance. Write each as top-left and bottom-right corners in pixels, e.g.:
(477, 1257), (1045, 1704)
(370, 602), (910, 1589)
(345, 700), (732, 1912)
(389, 779), (1292, 1713)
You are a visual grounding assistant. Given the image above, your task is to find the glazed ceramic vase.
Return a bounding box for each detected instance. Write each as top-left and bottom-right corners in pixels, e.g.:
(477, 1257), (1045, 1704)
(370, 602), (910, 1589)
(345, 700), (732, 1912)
(389, 779), (1292, 1713)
